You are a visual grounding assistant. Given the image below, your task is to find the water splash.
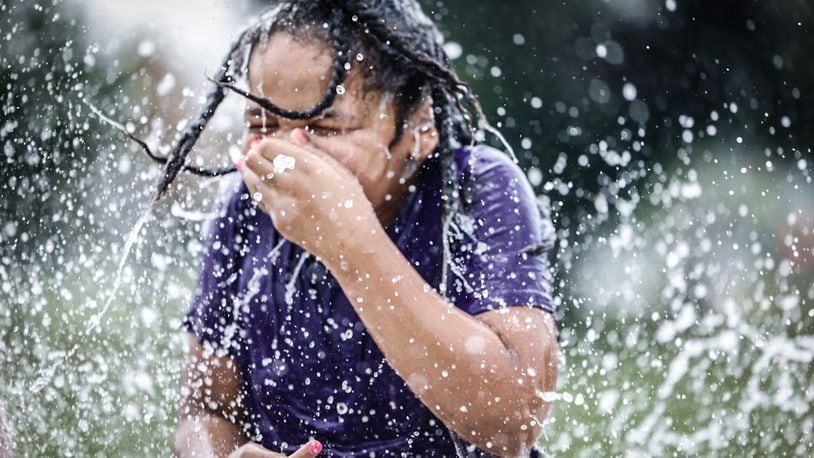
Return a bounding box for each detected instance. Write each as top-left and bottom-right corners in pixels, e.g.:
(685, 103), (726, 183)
(30, 205), (154, 393)
(285, 251), (310, 305)
(236, 237), (287, 313)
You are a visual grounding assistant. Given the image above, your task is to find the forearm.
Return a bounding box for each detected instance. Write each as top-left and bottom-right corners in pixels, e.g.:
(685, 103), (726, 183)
(327, 228), (547, 451)
(174, 413), (245, 458)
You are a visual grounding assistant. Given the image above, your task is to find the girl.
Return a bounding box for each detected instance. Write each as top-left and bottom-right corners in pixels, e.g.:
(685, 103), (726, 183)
(171, 1), (557, 456)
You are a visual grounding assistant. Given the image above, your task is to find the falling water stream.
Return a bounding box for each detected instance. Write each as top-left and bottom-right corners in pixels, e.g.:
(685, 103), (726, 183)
(30, 205), (155, 393)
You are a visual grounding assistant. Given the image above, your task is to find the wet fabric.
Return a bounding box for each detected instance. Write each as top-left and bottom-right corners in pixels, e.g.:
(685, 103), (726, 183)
(184, 145), (555, 457)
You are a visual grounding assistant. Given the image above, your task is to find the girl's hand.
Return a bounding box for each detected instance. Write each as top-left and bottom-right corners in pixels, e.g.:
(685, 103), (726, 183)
(227, 440), (323, 458)
(237, 129), (380, 265)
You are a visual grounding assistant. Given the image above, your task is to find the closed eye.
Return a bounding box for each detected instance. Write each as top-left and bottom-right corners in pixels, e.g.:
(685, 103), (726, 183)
(247, 123), (278, 134)
(305, 125), (341, 136)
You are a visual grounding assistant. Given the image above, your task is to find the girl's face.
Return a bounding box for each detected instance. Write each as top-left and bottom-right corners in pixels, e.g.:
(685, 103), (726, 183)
(243, 32), (438, 222)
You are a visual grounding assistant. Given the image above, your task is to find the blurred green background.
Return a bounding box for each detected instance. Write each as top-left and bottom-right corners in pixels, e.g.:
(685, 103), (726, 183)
(1, 0), (813, 456)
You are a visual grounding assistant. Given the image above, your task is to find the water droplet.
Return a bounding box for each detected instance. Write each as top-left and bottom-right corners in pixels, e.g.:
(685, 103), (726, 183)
(336, 402), (348, 415)
(272, 154), (296, 174)
(443, 41), (463, 60)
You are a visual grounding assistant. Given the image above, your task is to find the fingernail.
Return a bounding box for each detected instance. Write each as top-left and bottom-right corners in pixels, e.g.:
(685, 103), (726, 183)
(290, 128), (308, 146)
(235, 155), (245, 171)
(309, 440), (323, 455)
(249, 137), (262, 150)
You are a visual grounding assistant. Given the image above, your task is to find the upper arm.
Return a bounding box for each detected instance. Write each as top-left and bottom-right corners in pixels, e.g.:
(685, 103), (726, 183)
(174, 334), (249, 457)
(450, 146), (556, 316)
(178, 333), (245, 423)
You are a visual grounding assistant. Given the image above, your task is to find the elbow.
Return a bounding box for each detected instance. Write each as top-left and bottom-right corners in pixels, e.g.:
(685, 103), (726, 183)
(505, 398), (550, 457)
(452, 310), (559, 456)
(483, 401), (550, 457)
(454, 389), (551, 457)
(469, 364), (557, 456)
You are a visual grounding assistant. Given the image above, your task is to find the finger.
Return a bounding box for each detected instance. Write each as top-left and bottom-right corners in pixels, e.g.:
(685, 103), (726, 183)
(289, 130), (360, 180)
(282, 130), (346, 170)
(254, 136), (314, 166)
(232, 442), (285, 458)
(245, 143), (305, 186)
(264, 134), (358, 187)
(289, 129), (366, 172)
(243, 146), (280, 180)
(240, 166), (264, 196)
(258, 134), (335, 171)
(241, 166), (282, 208)
(241, 167), (304, 227)
(289, 129), (332, 159)
(247, 449), (285, 458)
(243, 160), (302, 210)
(287, 439), (323, 458)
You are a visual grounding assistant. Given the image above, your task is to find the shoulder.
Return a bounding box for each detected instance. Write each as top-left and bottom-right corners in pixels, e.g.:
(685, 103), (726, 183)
(454, 144), (525, 185)
(453, 144), (538, 213)
(444, 145), (557, 316)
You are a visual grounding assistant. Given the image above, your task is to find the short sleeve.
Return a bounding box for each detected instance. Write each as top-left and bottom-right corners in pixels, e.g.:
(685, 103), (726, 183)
(183, 180), (250, 357)
(447, 146), (556, 316)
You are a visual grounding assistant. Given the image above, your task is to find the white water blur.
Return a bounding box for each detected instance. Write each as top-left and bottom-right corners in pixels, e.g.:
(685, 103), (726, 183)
(31, 205), (154, 393)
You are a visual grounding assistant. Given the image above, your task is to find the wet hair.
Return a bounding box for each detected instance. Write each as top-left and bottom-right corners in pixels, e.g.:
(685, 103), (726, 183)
(110, 0), (515, 293)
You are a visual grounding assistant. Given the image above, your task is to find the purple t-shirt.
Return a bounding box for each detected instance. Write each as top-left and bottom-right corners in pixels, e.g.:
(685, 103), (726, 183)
(184, 145), (555, 457)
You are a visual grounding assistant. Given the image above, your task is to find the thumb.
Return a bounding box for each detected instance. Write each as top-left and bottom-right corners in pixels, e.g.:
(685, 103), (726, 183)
(288, 439), (323, 458)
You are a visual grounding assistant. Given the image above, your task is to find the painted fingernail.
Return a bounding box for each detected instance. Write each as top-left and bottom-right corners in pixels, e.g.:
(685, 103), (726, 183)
(249, 137), (262, 150)
(309, 440), (323, 455)
(235, 155), (245, 171)
(290, 128), (308, 146)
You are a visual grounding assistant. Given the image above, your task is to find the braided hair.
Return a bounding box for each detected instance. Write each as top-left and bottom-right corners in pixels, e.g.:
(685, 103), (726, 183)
(119, 0), (510, 292)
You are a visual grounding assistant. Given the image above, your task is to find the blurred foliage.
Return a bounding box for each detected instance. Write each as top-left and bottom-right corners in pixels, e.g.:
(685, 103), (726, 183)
(427, 0), (813, 323)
